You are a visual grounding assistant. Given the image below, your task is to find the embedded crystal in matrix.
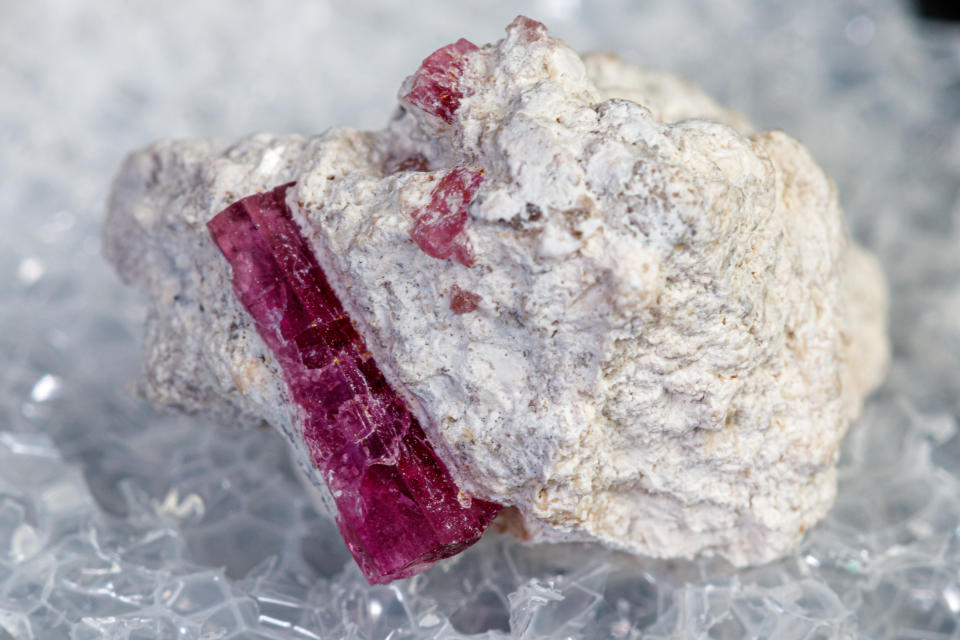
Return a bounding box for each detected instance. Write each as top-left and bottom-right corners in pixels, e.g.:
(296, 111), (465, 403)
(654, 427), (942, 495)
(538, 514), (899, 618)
(104, 15), (889, 580)
(207, 185), (500, 583)
(403, 37), (479, 124)
(409, 167), (484, 267)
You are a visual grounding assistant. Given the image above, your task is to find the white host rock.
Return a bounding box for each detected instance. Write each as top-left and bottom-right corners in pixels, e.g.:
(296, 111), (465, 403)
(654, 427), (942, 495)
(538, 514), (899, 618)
(104, 17), (888, 567)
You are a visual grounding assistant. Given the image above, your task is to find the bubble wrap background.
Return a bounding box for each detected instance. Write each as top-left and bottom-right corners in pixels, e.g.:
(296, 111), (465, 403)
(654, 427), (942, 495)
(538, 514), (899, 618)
(2, 1), (959, 638)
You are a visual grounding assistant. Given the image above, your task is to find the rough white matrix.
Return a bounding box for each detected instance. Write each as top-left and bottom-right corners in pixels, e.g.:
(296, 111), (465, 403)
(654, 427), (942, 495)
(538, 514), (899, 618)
(104, 18), (889, 567)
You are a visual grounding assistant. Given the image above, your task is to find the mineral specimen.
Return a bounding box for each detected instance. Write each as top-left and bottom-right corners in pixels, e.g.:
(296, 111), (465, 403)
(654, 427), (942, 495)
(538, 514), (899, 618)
(403, 37), (479, 125)
(103, 15), (889, 581)
(206, 184), (500, 582)
(409, 166), (484, 267)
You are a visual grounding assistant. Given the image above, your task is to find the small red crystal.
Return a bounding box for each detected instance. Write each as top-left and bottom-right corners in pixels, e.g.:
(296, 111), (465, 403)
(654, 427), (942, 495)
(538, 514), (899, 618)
(384, 152), (430, 175)
(410, 167), (484, 267)
(508, 15), (548, 42)
(403, 38), (479, 124)
(449, 285), (481, 314)
(208, 184), (500, 584)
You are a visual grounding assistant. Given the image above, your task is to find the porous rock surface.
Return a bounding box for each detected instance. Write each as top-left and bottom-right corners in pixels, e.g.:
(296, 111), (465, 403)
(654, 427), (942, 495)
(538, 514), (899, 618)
(103, 17), (889, 567)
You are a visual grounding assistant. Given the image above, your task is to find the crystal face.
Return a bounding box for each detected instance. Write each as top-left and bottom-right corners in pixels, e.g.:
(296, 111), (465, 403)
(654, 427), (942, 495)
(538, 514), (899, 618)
(207, 183), (501, 584)
(449, 284), (481, 314)
(410, 167), (484, 267)
(509, 15), (548, 41)
(403, 38), (479, 124)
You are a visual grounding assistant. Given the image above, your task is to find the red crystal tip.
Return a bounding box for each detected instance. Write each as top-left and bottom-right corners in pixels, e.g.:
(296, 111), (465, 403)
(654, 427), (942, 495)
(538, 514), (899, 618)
(410, 167), (484, 267)
(403, 38), (479, 124)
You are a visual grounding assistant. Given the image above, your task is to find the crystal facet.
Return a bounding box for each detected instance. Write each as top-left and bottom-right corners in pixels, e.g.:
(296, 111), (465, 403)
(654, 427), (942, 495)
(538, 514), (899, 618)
(449, 285), (481, 314)
(410, 167), (483, 267)
(403, 38), (479, 124)
(207, 184), (500, 584)
(509, 15), (548, 42)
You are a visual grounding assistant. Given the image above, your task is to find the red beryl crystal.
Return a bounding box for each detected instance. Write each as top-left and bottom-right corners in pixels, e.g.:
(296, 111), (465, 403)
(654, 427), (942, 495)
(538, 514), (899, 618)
(449, 285), (481, 315)
(509, 15), (548, 42)
(411, 167), (484, 267)
(207, 184), (501, 584)
(403, 38), (479, 124)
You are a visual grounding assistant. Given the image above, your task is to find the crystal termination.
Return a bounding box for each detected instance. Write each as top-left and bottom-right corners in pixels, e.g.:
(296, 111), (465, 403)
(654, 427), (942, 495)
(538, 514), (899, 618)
(403, 38), (479, 124)
(207, 184), (501, 584)
(410, 167), (484, 267)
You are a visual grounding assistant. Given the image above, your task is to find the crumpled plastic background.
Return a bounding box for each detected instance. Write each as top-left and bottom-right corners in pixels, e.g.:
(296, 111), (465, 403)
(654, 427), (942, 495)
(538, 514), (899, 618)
(2, 1), (959, 637)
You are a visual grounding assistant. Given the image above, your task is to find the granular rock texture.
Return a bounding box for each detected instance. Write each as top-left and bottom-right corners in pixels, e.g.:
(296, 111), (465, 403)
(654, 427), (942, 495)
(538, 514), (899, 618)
(103, 16), (889, 570)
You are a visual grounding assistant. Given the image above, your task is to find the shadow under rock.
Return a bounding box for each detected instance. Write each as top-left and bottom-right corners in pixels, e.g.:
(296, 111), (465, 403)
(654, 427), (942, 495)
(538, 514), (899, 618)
(449, 587), (511, 634)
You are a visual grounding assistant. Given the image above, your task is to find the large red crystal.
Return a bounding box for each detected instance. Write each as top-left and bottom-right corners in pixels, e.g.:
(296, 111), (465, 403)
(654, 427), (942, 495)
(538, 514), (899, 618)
(403, 38), (479, 124)
(207, 184), (500, 584)
(410, 167), (484, 267)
